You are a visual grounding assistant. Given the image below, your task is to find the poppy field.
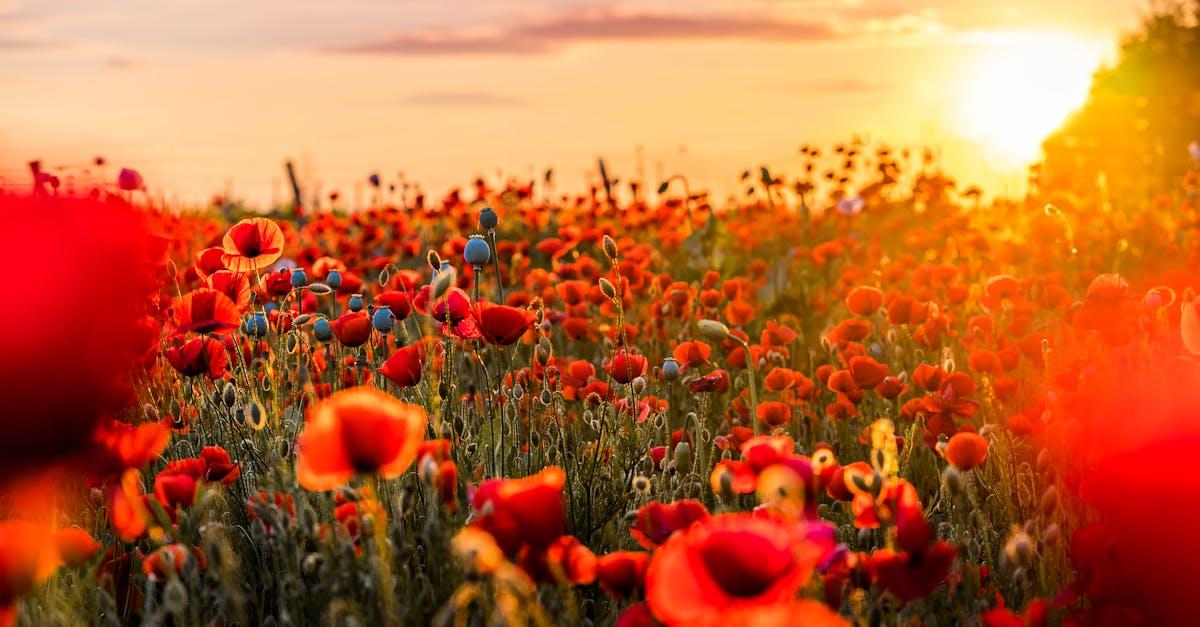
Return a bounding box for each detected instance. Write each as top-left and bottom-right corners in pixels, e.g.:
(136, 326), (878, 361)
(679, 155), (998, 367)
(2, 136), (1199, 627)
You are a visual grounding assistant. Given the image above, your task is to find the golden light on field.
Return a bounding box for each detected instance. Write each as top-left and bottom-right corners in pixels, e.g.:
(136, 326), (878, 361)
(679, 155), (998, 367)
(957, 32), (1109, 162)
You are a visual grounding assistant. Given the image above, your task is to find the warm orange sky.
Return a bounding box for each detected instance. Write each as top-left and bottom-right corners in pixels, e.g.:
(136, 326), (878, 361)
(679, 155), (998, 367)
(0, 1), (1142, 206)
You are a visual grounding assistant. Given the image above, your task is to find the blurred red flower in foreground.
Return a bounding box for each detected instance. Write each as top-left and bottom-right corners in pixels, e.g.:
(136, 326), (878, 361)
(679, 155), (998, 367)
(645, 513), (837, 625)
(0, 194), (160, 479)
(295, 387), (427, 490)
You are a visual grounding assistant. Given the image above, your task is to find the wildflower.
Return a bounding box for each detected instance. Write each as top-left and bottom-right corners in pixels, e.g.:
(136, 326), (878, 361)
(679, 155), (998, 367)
(164, 336), (228, 379)
(471, 467), (566, 557)
(944, 432), (989, 470)
(596, 551), (650, 600)
(605, 349), (648, 384)
(330, 311), (373, 347)
(116, 167), (144, 191)
(295, 387), (427, 491)
(380, 343), (424, 388)
(174, 288), (240, 335)
(672, 340), (713, 370)
(221, 217), (284, 272)
(867, 541), (957, 602)
(631, 499), (710, 549)
(475, 302), (534, 345)
(645, 513), (835, 625)
(846, 286), (883, 316)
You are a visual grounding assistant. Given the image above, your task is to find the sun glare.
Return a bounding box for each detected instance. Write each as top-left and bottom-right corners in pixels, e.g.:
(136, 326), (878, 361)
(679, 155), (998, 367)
(959, 32), (1109, 163)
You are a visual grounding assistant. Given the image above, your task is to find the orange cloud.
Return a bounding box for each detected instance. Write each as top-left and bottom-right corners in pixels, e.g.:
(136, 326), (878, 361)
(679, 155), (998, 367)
(335, 6), (837, 56)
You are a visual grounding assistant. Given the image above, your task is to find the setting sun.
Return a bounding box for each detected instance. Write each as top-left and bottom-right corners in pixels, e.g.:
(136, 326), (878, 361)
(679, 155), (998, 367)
(958, 32), (1110, 162)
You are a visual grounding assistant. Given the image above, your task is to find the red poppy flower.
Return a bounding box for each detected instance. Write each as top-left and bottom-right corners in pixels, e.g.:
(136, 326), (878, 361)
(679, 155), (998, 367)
(155, 472), (198, 511)
(848, 356), (889, 389)
(471, 466), (566, 557)
(376, 290), (413, 321)
(295, 387), (427, 491)
(331, 311), (373, 347)
(605, 349), (648, 384)
(597, 551), (650, 599)
(631, 499), (710, 549)
(944, 432), (989, 470)
(846, 286), (884, 316)
(174, 288), (240, 335)
(645, 513), (834, 625)
(868, 541), (957, 602)
(207, 270), (252, 309)
(475, 302), (534, 345)
(519, 535), (596, 585)
(194, 246), (227, 278)
(756, 400), (792, 427)
(672, 341), (712, 370)
(222, 217), (284, 272)
(54, 528), (101, 568)
(164, 336), (228, 379)
(260, 267), (294, 298)
(0, 520), (60, 623)
(688, 369), (730, 394)
(380, 343), (424, 388)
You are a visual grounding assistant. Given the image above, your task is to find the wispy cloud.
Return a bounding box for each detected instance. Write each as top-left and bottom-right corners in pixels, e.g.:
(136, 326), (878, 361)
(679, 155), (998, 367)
(334, 6), (838, 56)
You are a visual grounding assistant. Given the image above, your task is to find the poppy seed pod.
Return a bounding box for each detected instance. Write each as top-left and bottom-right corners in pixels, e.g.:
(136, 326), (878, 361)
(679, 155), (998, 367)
(326, 270), (342, 290)
(662, 357), (681, 381)
(697, 319), (731, 342)
(348, 294), (364, 312)
(244, 312), (269, 337)
(479, 206), (499, 229)
(290, 268), (308, 288)
(464, 236), (491, 267)
(313, 318), (333, 342)
(371, 306), (394, 333)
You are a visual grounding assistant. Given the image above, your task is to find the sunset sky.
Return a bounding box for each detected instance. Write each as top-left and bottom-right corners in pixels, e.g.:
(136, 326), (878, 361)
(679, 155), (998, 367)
(0, 1), (1141, 206)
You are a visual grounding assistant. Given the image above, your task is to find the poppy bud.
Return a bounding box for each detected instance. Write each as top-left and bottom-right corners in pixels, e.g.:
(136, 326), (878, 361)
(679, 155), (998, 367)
(632, 475), (651, 494)
(942, 466), (964, 497)
(540, 389), (552, 406)
(662, 357), (681, 381)
(348, 294), (364, 312)
(326, 270), (342, 290)
(144, 403), (159, 422)
(371, 306), (394, 332)
(1043, 523), (1061, 547)
(432, 265), (456, 300)
(1005, 530), (1034, 569)
(464, 236), (491, 267)
(223, 382), (237, 407)
(313, 318), (333, 342)
(308, 283), (332, 295)
(479, 206), (499, 229)
(291, 268), (308, 288)
(673, 442), (693, 474)
(697, 319), (731, 342)
(632, 376), (646, 395)
(426, 250), (442, 271)
(512, 383), (524, 400)
(599, 277), (617, 300)
(1039, 486), (1058, 517)
(117, 167), (144, 191)
(1036, 448), (1052, 475)
(602, 235), (619, 260)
